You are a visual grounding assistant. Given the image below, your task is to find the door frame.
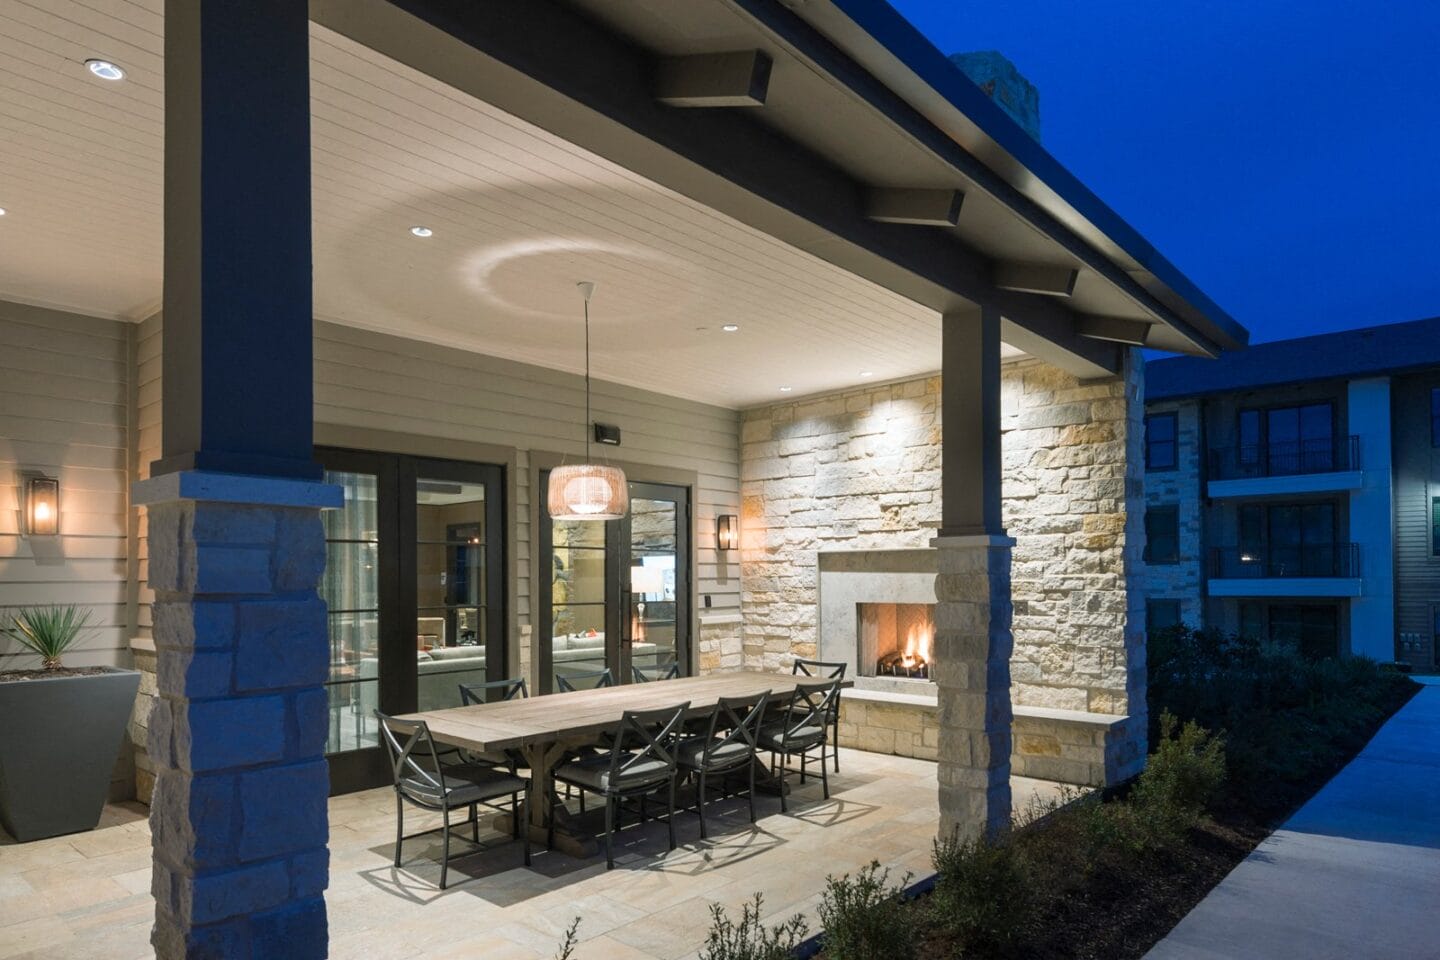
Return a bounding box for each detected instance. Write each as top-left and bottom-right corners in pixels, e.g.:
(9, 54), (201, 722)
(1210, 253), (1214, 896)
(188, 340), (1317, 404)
(316, 443), (510, 794)
(530, 450), (699, 694)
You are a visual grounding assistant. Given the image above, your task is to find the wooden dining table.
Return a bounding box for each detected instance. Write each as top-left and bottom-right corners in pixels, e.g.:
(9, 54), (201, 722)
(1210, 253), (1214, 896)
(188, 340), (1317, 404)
(397, 670), (850, 856)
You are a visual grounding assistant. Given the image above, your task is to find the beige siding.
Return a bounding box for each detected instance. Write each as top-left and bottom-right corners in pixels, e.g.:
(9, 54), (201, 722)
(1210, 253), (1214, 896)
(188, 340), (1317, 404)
(0, 301), (132, 668)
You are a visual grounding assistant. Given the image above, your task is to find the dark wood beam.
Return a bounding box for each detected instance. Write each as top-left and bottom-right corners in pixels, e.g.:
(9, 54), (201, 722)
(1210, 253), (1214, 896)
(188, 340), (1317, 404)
(994, 262), (1078, 298)
(655, 50), (772, 107)
(864, 188), (964, 226)
(941, 305), (1004, 536)
(1078, 314), (1153, 346)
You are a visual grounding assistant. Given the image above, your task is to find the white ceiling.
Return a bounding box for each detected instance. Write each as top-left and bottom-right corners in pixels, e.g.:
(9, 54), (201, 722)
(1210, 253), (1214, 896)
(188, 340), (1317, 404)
(0, 0), (1026, 409)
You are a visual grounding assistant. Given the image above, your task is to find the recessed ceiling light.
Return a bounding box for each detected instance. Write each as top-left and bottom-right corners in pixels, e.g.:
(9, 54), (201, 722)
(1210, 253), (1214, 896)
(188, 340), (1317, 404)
(0, 208), (7, 217)
(86, 59), (126, 81)
(779, 386), (793, 393)
(860, 371), (874, 377)
(410, 226), (433, 237)
(722, 324), (740, 333)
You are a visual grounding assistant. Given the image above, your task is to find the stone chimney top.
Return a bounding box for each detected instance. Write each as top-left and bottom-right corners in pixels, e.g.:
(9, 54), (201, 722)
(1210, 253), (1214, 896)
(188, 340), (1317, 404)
(949, 51), (1041, 141)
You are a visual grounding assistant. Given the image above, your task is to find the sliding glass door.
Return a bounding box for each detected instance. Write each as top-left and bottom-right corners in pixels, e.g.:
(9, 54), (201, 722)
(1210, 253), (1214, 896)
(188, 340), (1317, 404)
(539, 477), (691, 692)
(319, 449), (506, 793)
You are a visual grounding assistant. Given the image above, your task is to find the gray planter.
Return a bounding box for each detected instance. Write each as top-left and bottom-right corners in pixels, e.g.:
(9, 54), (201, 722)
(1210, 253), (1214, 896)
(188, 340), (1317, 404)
(0, 666), (141, 842)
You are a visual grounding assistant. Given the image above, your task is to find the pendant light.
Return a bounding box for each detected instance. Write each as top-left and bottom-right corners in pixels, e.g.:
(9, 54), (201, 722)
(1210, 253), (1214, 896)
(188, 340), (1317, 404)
(547, 281), (628, 520)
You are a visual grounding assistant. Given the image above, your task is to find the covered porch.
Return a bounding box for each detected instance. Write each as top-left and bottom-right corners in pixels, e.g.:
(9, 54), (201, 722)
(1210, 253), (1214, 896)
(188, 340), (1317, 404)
(0, 0), (1244, 956)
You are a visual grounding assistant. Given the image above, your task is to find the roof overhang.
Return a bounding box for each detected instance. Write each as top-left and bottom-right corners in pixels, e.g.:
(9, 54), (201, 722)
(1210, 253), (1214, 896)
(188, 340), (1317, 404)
(310, 0), (1245, 379)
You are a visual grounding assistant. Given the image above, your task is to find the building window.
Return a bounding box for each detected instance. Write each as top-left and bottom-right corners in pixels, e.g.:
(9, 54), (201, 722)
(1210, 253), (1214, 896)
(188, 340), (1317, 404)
(1431, 388), (1440, 447)
(1236, 501), (1339, 576)
(1239, 602), (1264, 640)
(1146, 599), (1182, 634)
(1145, 505), (1180, 563)
(1433, 496), (1440, 558)
(1268, 603), (1340, 659)
(1237, 401), (1335, 474)
(1145, 413), (1178, 471)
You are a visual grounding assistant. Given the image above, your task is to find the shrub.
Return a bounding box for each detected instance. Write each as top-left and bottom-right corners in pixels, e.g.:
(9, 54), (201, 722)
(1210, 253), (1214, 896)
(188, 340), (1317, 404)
(817, 862), (915, 960)
(4, 605), (93, 670)
(1131, 712), (1226, 845)
(930, 831), (1031, 956)
(700, 894), (808, 960)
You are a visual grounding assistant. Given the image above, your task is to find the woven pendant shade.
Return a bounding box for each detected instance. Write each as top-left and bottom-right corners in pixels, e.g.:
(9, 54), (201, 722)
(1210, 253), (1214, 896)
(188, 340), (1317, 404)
(547, 462), (628, 520)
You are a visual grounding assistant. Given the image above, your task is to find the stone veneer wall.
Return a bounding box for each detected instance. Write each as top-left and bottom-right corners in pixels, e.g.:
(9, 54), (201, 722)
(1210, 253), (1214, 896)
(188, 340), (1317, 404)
(1137, 398), (1205, 628)
(740, 354), (1147, 782)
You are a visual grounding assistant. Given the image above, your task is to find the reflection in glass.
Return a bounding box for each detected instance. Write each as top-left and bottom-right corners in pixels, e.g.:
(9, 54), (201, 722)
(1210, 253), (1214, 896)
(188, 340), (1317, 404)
(630, 498), (679, 680)
(414, 478), (491, 710)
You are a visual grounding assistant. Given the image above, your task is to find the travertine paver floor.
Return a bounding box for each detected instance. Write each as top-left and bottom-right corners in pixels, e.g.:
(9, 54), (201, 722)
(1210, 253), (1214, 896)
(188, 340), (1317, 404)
(0, 749), (1065, 959)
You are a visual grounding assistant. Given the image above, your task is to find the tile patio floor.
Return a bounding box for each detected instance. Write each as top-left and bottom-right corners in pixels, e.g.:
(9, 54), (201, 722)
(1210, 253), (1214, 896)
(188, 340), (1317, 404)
(0, 748), (1065, 960)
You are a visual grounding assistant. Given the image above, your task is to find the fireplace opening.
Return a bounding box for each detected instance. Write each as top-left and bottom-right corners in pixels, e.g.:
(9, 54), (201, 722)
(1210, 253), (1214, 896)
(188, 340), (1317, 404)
(857, 602), (934, 680)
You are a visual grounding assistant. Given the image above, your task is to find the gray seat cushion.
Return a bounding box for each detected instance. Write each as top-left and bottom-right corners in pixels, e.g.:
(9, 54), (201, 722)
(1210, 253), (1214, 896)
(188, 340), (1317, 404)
(677, 737), (753, 770)
(757, 721), (824, 752)
(555, 753), (672, 793)
(400, 763), (527, 806)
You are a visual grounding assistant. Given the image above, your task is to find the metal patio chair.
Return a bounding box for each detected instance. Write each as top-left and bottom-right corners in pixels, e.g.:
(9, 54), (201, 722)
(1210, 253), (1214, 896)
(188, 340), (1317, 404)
(677, 692), (770, 839)
(792, 658), (846, 771)
(757, 680), (841, 813)
(556, 668), (614, 692)
(551, 702), (690, 869)
(376, 711), (529, 890)
(458, 677), (531, 771)
(632, 661), (680, 683)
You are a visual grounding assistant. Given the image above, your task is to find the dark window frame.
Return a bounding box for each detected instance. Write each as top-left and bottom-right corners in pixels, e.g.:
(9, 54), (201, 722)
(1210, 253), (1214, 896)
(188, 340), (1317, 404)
(1431, 388), (1440, 448)
(1236, 400), (1336, 471)
(1145, 412), (1179, 472)
(1145, 503), (1181, 564)
(1432, 495), (1440, 559)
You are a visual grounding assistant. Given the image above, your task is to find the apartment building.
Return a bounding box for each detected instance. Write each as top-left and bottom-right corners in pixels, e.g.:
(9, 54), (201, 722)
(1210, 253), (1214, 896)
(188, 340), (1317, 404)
(1141, 316), (1440, 668)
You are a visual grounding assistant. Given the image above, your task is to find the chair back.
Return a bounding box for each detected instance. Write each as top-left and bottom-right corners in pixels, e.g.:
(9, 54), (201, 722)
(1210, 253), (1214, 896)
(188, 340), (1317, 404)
(459, 676), (528, 705)
(631, 661), (680, 683)
(604, 702), (690, 789)
(375, 710), (447, 794)
(792, 658), (846, 680)
(779, 681), (841, 747)
(556, 668), (614, 692)
(699, 693), (769, 764)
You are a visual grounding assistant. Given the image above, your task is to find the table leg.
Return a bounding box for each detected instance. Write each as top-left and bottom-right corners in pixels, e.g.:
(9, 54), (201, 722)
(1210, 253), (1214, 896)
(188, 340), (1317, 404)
(495, 738), (599, 858)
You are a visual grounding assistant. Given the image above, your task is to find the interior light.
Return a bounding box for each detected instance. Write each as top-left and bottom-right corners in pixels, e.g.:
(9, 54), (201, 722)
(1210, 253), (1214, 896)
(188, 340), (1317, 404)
(410, 226), (433, 237)
(779, 386), (793, 392)
(86, 60), (126, 81)
(0, 208), (7, 217)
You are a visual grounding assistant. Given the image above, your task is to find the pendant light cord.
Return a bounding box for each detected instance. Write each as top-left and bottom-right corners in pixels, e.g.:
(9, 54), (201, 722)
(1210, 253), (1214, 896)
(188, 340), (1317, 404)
(584, 297), (592, 462)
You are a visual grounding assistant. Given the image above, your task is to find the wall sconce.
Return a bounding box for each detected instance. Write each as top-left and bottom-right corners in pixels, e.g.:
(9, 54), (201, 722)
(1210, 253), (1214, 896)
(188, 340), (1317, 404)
(716, 514), (738, 552)
(24, 475), (60, 537)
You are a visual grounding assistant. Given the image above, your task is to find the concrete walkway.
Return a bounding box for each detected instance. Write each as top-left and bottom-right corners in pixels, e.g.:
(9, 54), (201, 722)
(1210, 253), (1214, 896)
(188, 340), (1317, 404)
(1147, 678), (1440, 960)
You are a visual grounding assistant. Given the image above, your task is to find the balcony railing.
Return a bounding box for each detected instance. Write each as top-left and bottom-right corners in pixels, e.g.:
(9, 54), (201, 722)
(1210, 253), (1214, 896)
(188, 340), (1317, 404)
(1210, 543), (1360, 579)
(1208, 436), (1360, 480)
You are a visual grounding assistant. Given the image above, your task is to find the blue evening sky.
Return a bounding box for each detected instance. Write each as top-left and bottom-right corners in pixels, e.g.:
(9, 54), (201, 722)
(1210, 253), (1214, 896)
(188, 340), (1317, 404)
(892, 0), (1440, 345)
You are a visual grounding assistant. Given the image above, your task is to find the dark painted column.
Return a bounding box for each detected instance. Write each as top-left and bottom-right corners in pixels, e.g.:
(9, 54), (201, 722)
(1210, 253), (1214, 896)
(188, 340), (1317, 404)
(933, 304), (1014, 839)
(137, 3), (339, 957)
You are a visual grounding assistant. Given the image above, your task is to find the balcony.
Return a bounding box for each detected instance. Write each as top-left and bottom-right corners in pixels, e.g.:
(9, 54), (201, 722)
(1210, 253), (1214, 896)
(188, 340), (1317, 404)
(1207, 436), (1363, 498)
(1207, 543), (1362, 597)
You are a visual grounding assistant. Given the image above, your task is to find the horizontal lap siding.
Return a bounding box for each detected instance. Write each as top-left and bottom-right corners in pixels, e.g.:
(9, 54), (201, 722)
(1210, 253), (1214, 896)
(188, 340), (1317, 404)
(1392, 373), (1440, 666)
(313, 322), (742, 628)
(0, 301), (132, 669)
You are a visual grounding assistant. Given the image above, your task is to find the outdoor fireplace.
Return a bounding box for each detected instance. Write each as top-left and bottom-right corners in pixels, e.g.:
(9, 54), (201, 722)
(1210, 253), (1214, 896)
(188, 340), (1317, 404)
(857, 602), (935, 681)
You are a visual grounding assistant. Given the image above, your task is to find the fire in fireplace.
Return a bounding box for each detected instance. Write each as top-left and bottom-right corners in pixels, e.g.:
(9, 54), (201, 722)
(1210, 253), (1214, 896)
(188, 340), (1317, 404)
(857, 602), (934, 680)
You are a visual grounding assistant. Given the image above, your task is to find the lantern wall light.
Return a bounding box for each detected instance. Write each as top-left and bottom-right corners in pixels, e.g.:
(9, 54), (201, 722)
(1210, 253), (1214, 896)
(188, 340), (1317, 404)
(23, 475), (60, 537)
(716, 514), (738, 552)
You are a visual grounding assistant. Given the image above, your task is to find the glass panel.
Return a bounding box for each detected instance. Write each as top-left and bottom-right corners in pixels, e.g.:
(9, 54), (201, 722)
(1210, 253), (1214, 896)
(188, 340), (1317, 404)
(415, 477), (490, 708)
(1146, 414), (1177, 469)
(320, 471), (380, 755)
(1301, 504), (1336, 575)
(1431, 389), (1440, 447)
(1238, 410), (1262, 468)
(1239, 603), (1264, 640)
(1268, 505), (1302, 575)
(630, 497), (680, 680)
(550, 489), (611, 689)
(1266, 407), (1300, 473)
(1299, 404), (1333, 471)
(1300, 606), (1339, 659)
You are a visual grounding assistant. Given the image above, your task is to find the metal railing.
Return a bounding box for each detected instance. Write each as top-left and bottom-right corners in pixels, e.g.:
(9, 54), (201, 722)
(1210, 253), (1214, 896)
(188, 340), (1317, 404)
(1210, 543), (1360, 579)
(1208, 435), (1360, 480)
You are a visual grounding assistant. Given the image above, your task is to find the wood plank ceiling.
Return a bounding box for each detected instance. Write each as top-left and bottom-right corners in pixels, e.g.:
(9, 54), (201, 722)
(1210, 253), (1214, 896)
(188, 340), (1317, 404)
(0, 0), (1027, 408)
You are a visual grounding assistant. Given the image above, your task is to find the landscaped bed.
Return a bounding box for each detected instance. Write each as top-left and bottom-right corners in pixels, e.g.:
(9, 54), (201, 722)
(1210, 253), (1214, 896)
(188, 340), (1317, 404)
(693, 629), (1420, 960)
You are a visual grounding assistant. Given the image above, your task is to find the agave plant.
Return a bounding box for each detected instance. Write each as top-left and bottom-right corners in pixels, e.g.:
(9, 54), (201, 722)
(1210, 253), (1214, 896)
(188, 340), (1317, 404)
(5, 605), (93, 670)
